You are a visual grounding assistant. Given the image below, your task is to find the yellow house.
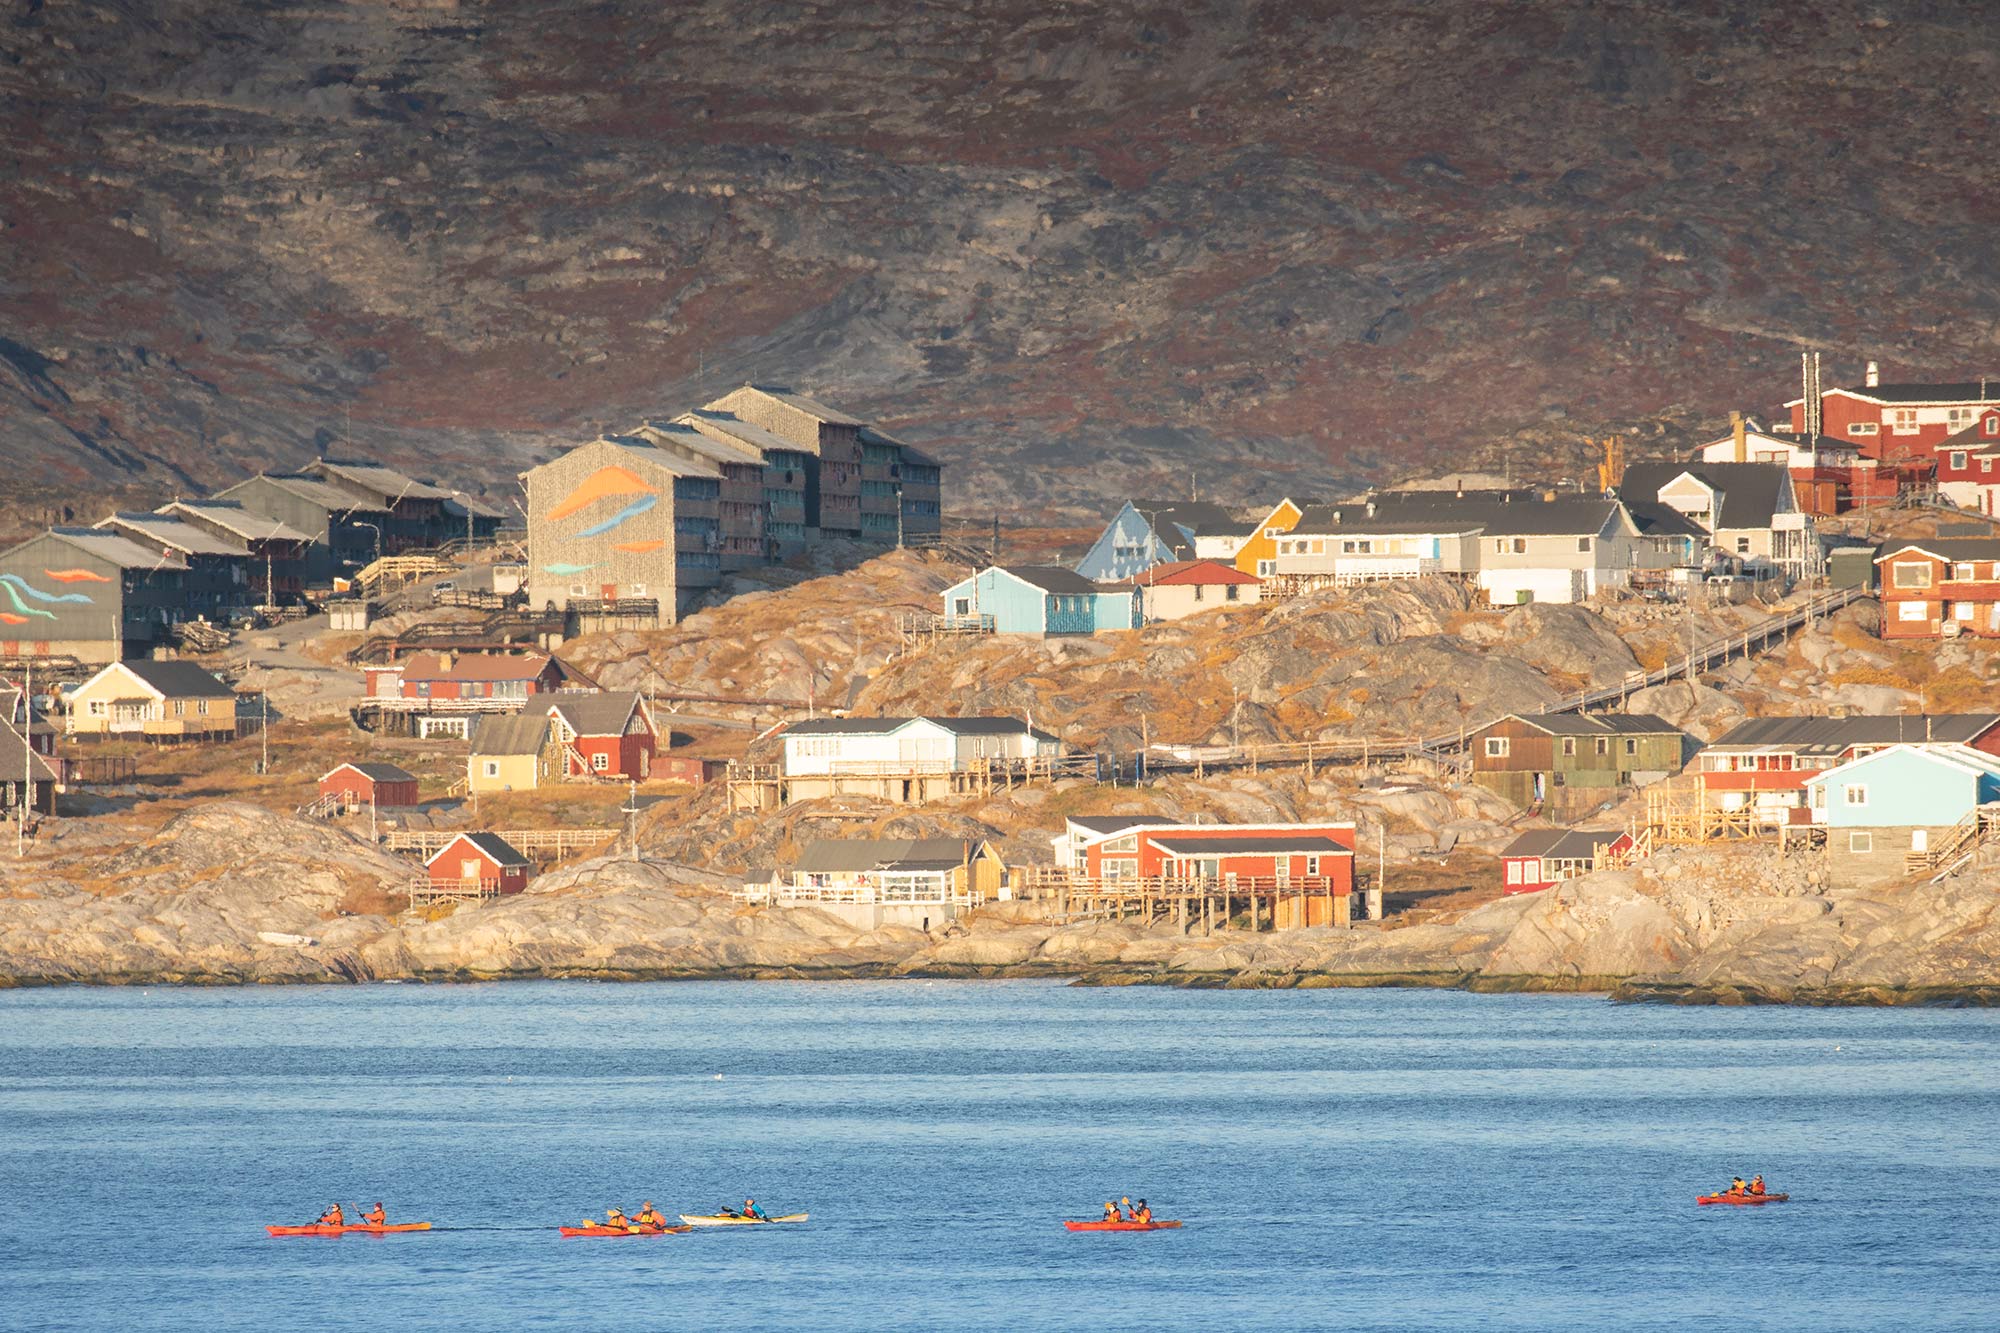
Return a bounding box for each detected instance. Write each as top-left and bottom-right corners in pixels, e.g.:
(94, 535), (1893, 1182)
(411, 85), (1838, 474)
(66, 661), (238, 739)
(467, 713), (551, 793)
(1233, 497), (1308, 577)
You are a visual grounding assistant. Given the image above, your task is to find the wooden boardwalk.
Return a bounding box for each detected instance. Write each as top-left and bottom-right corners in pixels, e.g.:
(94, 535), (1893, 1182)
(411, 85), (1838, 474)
(1011, 870), (1371, 931)
(381, 828), (618, 859)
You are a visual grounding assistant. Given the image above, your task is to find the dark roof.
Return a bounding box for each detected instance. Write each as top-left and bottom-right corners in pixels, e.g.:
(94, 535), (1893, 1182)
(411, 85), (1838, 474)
(1709, 714), (2000, 752)
(1002, 565), (1107, 595)
(312, 460), (452, 503)
(48, 528), (190, 571)
(547, 692), (644, 737)
(784, 716), (1058, 742)
(1146, 834), (1352, 855)
(1130, 501), (1247, 557)
(1308, 492), (1621, 538)
(794, 838), (973, 874)
(1502, 829), (1621, 860)
(1624, 500), (1708, 541)
(1289, 502), (1487, 537)
(1831, 381), (2000, 405)
(1504, 713), (1681, 737)
(1875, 539), (2000, 563)
(1068, 815), (1177, 836)
(326, 761), (418, 784)
(433, 831), (529, 868)
(734, 383), (864, 426)
(114, 660), (235, 698)
(0, 719), (58, 783)
(1619, 462), (1790, 531)
(470, 713), (551, 755)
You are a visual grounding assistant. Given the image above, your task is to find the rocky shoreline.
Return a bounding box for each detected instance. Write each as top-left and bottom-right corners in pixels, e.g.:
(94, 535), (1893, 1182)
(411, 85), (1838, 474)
(4, 806), (1999, 1006)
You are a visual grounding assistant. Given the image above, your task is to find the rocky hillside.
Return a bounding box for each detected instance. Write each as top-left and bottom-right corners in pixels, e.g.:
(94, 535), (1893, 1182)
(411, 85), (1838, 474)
(6, 1), (2000, 522)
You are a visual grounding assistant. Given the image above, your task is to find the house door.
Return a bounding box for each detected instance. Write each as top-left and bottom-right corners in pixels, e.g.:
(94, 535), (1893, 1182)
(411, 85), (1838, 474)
(1911, 829), (1928, 854)
(460, 858), (482, 881)
(1533, 772), (1546, 802)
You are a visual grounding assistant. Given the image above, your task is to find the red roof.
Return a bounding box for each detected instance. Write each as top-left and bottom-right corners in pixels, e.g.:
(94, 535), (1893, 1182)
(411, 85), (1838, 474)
(1121, 560), (1261, 587)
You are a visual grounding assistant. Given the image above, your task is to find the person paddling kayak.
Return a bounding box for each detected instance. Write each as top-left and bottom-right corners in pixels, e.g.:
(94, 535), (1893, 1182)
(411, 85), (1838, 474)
(740, 1199), (767, 1221)
(1132, 1200), (1153, 1224)
(315, 1204), (344, 1227)
(1102, 1201), (1121, 1222)
(1748, 1176), (1766, 1197)
(633, 1203), (667, 1229)
(361, 1203), (387, 1227)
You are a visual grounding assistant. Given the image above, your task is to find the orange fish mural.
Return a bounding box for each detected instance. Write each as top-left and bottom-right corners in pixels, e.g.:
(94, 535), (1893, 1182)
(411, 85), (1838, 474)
(43, 569), (113, 583)
(0, 613), (26, 626)
(548, 466), (659, 522)
(611, 540), (667, 554)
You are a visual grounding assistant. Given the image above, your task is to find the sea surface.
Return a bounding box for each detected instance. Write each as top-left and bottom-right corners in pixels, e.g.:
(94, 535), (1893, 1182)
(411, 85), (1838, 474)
(0, 982), (1995, 1332)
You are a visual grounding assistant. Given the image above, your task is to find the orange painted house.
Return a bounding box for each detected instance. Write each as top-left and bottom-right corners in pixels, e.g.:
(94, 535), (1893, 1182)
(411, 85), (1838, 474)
(1877, 540), (2000, 640)
(1233, 497), (1308, 578)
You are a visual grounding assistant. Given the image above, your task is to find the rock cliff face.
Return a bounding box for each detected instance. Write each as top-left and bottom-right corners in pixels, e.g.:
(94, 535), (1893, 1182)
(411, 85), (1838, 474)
(3, 807), (1995, 1003)
(6, 1), (2000, 520)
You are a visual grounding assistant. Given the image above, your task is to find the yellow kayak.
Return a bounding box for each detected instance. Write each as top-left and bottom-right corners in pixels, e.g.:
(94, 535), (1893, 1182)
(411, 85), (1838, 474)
(677, 1212), (808, 1227)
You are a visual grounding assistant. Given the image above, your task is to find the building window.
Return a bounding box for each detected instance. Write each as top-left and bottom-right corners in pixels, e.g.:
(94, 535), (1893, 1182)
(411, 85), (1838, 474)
(1987, 416), (2000, 434)
(1485, 737), (1509, 758)
(1561, 738), (1576, 757)
(1735, 537), (1752, 554)
(1843, 784), (1868, 808)
(1950, 563), (1977, 581)
(173, 699), (186, 716)
(483, 761), (500, 778)
(1256, 560), (1275, 577)
(1193, 584), (1206, 601)
(1950, 451), (1969, 471)
(1849, 422), (1878, 436)
(1576, 536), (1592, 553)
(197, 700), (209, 715)
(1897, 601), (1929, 622)
(1849, 832), (1872, 854)
(1625, 738), (1638, 756)
(1505, 860), (1523, 885)
(1511, 538), (1527, 554)
(1306, 856), (1320, 876)
(1890, 409), (1919, 434)
(1956, 602), (1975, 621)
(1948, 407), (1978, 430)
(1225, 584), (1240, 601)
(1892, 563), (1933, 589)
(591, 751), (609, 771)
(1595, 737), (1608, 755)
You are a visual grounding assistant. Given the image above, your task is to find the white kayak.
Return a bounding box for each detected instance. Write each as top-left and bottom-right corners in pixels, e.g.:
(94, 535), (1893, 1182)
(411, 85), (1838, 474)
(678, 1212), (808, 1227)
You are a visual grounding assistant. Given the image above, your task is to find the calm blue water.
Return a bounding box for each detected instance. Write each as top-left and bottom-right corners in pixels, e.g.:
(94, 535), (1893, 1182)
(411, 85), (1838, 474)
(1, 982), (1996, 1332)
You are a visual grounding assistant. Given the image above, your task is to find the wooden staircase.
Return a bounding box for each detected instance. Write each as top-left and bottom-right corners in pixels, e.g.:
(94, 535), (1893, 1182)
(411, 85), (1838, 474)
(1906, 803), (2000, 878)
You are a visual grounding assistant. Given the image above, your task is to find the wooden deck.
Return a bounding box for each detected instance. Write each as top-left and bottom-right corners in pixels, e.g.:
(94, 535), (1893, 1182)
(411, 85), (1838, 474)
(382, 828), (618, 859)
(1010, 870), (1363, 931)
(725, 753), (1103, 811)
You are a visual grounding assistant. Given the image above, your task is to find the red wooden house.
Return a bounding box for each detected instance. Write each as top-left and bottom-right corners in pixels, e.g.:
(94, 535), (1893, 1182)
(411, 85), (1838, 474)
(1787, 368), (2000, 496)
(318, 761), (420, 810)
(1932, 413), (2000, 513)
(1083, 822), (1356, 896)
(363, 652), (576, 706)
(545, 692), (658, 779)
(1876, 540), (2000, 640)
(423, 832), (531, 898)
(1499, 829), (1632, 894)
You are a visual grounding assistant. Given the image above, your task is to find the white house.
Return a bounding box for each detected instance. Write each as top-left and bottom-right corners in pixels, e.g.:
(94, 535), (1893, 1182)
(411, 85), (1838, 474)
(775, 716), (1065, 803)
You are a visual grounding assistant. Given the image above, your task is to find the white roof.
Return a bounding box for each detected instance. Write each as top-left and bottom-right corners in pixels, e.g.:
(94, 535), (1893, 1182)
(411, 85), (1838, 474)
(1802, 742), (2000, 787)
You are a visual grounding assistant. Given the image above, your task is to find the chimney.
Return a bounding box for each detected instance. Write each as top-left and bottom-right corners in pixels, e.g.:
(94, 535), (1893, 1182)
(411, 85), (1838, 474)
(1732, 411), (1746, 463)
(1865, 360), (1880, 388)
(1366, 501), (1376, 518)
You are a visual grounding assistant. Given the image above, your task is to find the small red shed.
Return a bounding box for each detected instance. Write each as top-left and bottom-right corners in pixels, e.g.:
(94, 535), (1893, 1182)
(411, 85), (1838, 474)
(1499, 828), (1632, 894)
(318, 761), (421, 810)
(547, 692), (658, 780)
(424, 832), (531, 897)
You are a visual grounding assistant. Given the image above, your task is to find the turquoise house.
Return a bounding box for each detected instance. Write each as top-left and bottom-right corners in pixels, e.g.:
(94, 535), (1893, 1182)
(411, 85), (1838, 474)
(1804, 744), (2000, 828)
(941, 566), (1139, 636)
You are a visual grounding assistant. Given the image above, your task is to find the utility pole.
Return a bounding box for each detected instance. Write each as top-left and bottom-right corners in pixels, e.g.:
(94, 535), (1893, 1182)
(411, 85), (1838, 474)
(623, 779), (640, 862)
(18, 660), (31, 859)
(260, 687), (269, 776)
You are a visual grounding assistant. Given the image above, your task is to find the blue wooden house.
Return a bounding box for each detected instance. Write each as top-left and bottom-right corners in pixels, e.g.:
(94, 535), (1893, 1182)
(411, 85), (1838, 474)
(941, 566), (1139, 636)
(1802, 743), (2000, 886)
(1075, 501), (1246, 582)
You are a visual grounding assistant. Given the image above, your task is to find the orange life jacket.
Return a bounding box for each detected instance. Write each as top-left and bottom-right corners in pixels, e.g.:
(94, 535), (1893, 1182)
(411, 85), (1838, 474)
(363, 1208), (386, 1225)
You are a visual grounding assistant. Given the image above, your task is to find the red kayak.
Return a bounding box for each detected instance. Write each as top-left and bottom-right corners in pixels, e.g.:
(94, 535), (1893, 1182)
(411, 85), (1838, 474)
(1064, 1219), (1183, 1232)
(558, 1224), (692, 1237)
(1697, 1193), (1789, 1206)
(266, 1222), (432, 1236)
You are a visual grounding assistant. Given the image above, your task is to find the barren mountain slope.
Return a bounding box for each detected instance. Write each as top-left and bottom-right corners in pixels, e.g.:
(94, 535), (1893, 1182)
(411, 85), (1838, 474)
(6, 0), (1999, 522)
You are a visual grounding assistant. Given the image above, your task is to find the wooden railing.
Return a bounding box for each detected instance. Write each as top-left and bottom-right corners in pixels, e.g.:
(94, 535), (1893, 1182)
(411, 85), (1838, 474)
(409, 876), (503, 905)
(382, 828), (618, 858)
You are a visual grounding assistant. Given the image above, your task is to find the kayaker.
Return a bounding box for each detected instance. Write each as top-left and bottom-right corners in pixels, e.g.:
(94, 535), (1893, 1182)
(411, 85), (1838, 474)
(1749, 1176), (1766, 1197)
(604, 1207), (631, 1230)
(1102, 1201), (1120, 1222)
(633, 1203), (666, 1228)
(1133, 1200), (1153, 1224)
(1728, 1177), (1747, 1196)
(361, 1203), (386, 1226)
(316, 1204), (345, 1227)
(742, 1199), (768, 1221)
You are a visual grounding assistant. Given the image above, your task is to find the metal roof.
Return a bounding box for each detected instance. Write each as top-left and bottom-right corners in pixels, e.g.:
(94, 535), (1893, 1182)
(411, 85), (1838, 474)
(322, 761), (419, 784)
(1145, 834), (1352, 855)
(794, 838), (973, 874)
(1067, 815), (1177, 836)
(636, 420), (764, 467)
(253, 473), (390, 514)
(1874, 539), (2000, 563)
(1001, 565), (1115, 595)
(784, 716), (1059, 742)
(677, 409), (809, 458)
(1708, 714), (2000, 752)
(1825, 382), (2000, 405)
(312, 460), (453, 503)
(98, 513), (246, 557)
(470, 713), (552, 755)
(1501, 829), (1621, 860)
(546, 691), (645, 737)
(48, 528), (190, 571)
(1620, 462), (1791, 531)
(104, 660), (235, 698)
(1496, 712), (1679, 737)
(596, 435), (723, 479)
(160, 500), (313, 544)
